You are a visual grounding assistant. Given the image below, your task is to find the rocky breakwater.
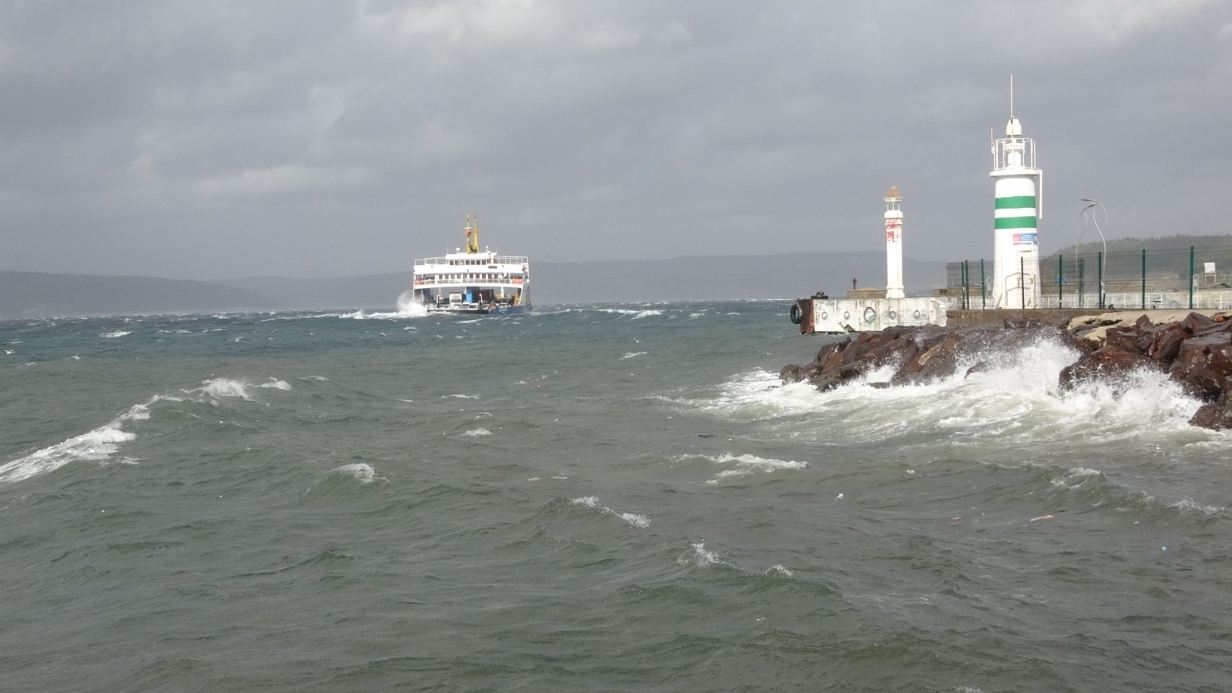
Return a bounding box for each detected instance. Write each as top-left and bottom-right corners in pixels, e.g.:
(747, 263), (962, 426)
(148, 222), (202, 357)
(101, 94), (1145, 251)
(779, 311), (1232, 430)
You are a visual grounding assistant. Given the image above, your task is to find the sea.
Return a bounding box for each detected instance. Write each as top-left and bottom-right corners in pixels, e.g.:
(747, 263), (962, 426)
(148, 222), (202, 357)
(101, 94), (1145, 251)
(2, 300), (1231, 692)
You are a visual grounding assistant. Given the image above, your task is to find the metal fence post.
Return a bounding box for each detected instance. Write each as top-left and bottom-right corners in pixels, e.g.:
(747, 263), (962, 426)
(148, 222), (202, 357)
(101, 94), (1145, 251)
(980, 259), (986, 309)
(1141, 248), (1147, 310)
(1098, 251), (1104, 309)
(1058, 255), (1064, 308)
(1190, 246), (1195, 310)
(1078, 258), (1085, 308)
(965, 260), (971, 309)
(957, 261), (962, 309)
(1020, 256), (1026, 310)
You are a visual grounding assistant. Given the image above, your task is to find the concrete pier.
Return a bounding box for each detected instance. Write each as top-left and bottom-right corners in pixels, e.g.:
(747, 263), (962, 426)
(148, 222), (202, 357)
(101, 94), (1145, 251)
(793, 296), (947, 334)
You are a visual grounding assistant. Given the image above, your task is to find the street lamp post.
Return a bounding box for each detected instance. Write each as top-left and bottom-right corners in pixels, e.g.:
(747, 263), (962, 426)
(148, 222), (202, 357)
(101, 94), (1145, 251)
(1079, 198), (1108, 309)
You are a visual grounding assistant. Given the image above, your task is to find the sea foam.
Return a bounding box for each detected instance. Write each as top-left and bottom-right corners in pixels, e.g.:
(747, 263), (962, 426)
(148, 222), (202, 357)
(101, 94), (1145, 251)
(339, 292), (430, 320)
(331, 463), (382, 483)
(597, 308), (663, 319)
(0, 401), (152, 485)
(699, 334), (1218, 453)
(200, 378), (253, 401)
(570, 496), (651, 528)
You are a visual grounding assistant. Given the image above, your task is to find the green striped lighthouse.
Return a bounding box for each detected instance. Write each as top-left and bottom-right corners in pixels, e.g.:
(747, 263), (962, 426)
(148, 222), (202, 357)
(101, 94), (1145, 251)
(990, 81), (1042, 309)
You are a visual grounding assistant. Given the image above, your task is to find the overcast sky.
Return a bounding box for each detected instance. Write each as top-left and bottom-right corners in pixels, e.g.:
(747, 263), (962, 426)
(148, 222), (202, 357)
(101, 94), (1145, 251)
(1, 0), (1229, 279)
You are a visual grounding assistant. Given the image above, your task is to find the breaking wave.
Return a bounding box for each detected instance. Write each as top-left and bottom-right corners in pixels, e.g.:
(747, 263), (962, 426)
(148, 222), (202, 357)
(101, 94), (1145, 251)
(693, 335), (1215, 452)
(338, 292), (430, 320)
(596, 308), (663, 319)
(331, 463), (383, 484)
(0, 401), (151, 485)
(570, 496), (650, 528)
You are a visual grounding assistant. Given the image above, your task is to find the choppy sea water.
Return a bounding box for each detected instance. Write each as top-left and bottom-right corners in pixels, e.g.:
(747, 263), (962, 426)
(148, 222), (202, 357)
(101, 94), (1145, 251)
(2, 301), (1231, 692)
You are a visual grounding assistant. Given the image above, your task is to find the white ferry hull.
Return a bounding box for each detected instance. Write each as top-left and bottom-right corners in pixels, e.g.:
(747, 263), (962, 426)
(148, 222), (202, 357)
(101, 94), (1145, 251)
(426, 302), (532, 316)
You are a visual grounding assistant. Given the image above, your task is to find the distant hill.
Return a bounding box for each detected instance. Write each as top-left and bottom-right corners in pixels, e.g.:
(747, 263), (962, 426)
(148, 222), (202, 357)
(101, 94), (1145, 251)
(0, 272), (270, 318)
(1041, 235), (1232, 284)
(1, 252), (949, 317)
(208, 274), (411, 310)
(530, 251), (946, 303)
(1048, 234), (1232, 257)
(213, 251), (948, 308)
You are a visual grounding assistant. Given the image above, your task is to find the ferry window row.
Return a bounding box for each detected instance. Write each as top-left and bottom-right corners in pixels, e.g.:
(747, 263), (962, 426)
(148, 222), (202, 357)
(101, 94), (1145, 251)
(425, 274), (521, 281)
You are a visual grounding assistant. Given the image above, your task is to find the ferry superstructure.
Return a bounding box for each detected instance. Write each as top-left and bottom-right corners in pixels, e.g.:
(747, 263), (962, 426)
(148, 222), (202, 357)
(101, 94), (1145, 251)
(412, 213), (531, 315)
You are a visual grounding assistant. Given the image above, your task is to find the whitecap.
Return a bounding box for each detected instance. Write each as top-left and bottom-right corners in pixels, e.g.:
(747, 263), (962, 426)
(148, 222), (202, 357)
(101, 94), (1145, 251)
(619, 513), (651, 528)
(596, 308), (663, 319)
(332, 463), (382, 483)
(1171, 498), (1221, 515)
(1050, 467), (1103, 489)
(0, 400), (152, 484)
(571, 496), (650, 528)
(462, 428), (491, 437)
(259, 379), (292, 391)
(199, 378), (252, 401)
(766, 564), (794, 577)
(679, 541), (720, 567)
(620, 351), (647, 360)
(680, 452), (808, 481)
(100, 331), (131, 339)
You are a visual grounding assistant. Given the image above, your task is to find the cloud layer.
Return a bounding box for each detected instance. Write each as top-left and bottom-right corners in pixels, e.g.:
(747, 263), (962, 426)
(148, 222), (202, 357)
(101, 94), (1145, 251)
(1, 0), (1229, 278)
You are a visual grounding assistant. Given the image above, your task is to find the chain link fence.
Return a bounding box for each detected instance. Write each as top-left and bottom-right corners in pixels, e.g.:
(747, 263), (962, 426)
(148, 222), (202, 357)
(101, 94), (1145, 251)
(945, 246), (1232, 310)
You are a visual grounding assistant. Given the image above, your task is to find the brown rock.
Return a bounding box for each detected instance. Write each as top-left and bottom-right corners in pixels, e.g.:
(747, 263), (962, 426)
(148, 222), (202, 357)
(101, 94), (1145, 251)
(1181, 367), (1226, 401)
(1171, 333), (1232, 380)
(1104, 325), (1141, 353)
(1149, 327), (1185, 366)
(1059, 346), (1159, 391)
(841, 332), (879, 368)
(808, 372), (846, 392)
(1189, 402), (1232, 430)
(1195, 320), (1232, 337)
(1182, 312), (1216, 335)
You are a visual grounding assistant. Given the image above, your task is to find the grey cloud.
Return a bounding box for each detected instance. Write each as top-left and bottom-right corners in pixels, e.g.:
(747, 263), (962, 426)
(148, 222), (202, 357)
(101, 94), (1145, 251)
(1, 0), (1230, 279)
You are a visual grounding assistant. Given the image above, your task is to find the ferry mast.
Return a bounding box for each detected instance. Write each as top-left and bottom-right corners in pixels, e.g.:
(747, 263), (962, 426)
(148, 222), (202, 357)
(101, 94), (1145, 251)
(884, 185), (904, 299)
(990, 79), (1042, 309)
(464, 212), (480, 254)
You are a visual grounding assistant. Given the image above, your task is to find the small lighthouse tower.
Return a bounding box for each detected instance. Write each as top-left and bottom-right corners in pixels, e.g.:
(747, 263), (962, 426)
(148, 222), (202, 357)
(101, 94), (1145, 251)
(884, 185), (904, 299)
(990, 79), (1042, 309)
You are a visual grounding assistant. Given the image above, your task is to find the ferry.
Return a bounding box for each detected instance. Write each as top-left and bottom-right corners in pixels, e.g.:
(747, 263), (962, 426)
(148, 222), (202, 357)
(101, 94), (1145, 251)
(412, 213), (531, 315)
